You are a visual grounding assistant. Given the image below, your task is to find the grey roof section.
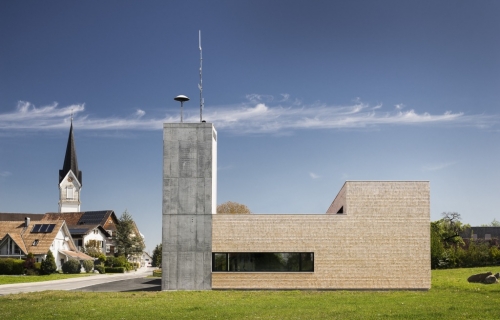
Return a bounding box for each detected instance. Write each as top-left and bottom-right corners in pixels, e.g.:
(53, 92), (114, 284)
(0, 213), (44, 221)
(76, 210), (114, 226)
(461, 227), (500, 239)
(59, 121), (82, 185)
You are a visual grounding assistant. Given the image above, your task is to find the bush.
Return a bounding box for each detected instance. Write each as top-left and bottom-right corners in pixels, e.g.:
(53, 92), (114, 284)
(34, 262), (41, 272)
(152, 269), (162, 277)
(62, 259), (81, 274)
(97, 254), (107, 265)
(82, 260), (94, 273)
(24, 252), (36, 271)
(105, 256), (116, 267)
(0, 258), (25, 275)
(41, 250), (57, 275)
(105, 267), (126, 273)
(94, 264), (105, 274)
(114, 255), (128, 267)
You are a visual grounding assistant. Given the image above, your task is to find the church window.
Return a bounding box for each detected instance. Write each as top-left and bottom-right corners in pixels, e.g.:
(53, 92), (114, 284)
(66, 187), (74, 200)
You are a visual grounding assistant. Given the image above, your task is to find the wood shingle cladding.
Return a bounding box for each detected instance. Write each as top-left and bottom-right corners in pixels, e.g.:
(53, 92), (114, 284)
(212, 181), (431, 290)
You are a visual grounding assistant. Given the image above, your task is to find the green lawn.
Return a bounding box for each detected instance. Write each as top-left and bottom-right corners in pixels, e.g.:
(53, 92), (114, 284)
(0, 273), (95, 285)
(0, 267), (499, 319)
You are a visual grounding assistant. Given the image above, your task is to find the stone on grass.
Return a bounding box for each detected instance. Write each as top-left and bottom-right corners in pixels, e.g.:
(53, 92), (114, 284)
(483, 275), (498, 284)
(467, 272), (492, 283)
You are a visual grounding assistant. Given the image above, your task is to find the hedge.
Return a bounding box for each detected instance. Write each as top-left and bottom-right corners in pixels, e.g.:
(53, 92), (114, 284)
(105, 267), (126, 273)
(0, 258), (25, 275)
(152, 269), (162, 277)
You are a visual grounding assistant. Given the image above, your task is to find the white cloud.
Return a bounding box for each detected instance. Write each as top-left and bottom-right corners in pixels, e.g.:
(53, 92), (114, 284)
(422, 162), (457, 172)
(309, 172), (320, 179)
(0, 96), (497, 134)
(395, 104), (405, 110)
(0, 171), (12, 177)
(135, 109), (146, 118)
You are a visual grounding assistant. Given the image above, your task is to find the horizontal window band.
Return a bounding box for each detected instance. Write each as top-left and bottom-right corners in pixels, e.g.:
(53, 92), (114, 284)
(212, 252), (314, 273)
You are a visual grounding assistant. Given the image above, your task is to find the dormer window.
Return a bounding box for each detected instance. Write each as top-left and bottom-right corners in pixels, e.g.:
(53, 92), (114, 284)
(32, 239), (39, 246)
(66, 186), (74, 200)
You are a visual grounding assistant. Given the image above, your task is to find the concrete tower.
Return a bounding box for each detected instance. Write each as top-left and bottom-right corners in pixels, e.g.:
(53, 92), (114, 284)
(162, 122), (217, 290)
(58, 121), (82, 213)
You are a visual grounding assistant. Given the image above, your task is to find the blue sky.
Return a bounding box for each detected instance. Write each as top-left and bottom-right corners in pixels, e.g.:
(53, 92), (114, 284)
(1, 1), (499, 252)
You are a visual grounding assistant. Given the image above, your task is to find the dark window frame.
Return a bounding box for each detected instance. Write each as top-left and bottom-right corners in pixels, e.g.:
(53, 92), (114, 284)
(212, 252), (314, 272)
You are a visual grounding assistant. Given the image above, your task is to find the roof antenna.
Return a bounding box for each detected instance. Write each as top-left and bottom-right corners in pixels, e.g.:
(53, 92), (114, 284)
(198, 30), (204, 122)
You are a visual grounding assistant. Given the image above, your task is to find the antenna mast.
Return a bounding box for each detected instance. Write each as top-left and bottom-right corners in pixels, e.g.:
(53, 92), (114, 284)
(198, 30), (204, 122)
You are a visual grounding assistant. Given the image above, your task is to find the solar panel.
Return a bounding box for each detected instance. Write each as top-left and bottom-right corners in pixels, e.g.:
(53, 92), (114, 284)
(77, 211), (107, 225)
(31, 224), (56, 233)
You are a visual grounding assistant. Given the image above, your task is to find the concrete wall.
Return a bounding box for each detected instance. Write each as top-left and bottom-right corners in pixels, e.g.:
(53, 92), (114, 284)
(162, 123), (216, 290)
(212, 181), (430, 290)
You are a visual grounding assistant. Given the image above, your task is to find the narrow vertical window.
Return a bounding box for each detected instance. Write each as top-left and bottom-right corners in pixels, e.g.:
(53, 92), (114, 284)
(66, 187), (74, 199)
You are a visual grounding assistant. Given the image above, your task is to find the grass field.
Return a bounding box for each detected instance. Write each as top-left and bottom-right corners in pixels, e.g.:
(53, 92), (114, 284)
(0, 273), (95, 285)
(0, 266), (499, 319)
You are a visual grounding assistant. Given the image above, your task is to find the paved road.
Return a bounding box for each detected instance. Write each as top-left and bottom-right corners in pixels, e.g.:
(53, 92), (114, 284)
(0, 267), (159, 296)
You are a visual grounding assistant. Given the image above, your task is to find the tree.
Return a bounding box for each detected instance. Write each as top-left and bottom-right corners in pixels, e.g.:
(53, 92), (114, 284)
(481, 218), (500, 227)
(115, 210), (145, 259)
(430, 212), (470, 269)
(84, 239), (103, 258)
(152, 243), (162, 267)
(40, 250), (57, 275)
(217, 201), (251, 214)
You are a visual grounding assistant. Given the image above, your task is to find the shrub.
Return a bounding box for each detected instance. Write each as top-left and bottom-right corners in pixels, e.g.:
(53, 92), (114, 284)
(34, 262), (41, 272)
(94, 264), (105, 274)
(40, 250), (57, 275)
(114, 255), (128, 267)
(62, 259), (81, 274)
(152, 269), (162, 277)
(24, 252), (36, 271)
(97, 254), (107, 265)
(0, 258), (25, 275)
(105, 256), (116, 267)
(105, 267), (126, 273)
(82, 260), (94, 273)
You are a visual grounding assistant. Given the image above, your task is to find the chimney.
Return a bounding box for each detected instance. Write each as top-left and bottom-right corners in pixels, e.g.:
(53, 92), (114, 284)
(25, 217), (30, 228)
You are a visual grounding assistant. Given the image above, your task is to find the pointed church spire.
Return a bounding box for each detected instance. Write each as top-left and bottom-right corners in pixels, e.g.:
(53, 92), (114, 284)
(59, 120), (82, 185)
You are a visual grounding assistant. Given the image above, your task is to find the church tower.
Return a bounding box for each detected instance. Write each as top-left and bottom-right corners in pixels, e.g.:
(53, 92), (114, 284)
(58, 121), (82, 212)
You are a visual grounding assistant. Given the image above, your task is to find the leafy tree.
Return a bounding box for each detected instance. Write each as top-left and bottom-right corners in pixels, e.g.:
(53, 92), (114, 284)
(217, 201), (251, 214)
(152, 244), (162, 267)
(84, 239), (103, 258)
(40, 250), (57, 275)
(115, 210), (145, 260)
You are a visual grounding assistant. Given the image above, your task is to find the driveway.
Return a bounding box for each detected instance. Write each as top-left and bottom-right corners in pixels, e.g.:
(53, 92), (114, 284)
(0, 267), (159, 295)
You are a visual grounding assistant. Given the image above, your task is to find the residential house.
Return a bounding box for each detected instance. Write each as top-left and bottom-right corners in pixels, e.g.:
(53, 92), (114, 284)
(0, 218), (93, 270)
(42, 210), (119, 256)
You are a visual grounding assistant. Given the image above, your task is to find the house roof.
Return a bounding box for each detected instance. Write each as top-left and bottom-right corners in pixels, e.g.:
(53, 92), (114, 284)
(59, 121), (82, 185)
(42, 210), (116, 228)
(0, 220), (70, 255)
(59, 250), (94, 261)
(0, 213), (44, 222)
(42, 212), (84, 226)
